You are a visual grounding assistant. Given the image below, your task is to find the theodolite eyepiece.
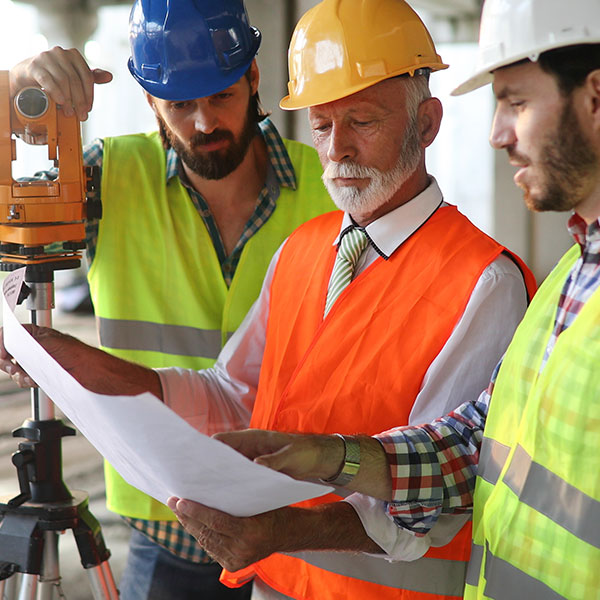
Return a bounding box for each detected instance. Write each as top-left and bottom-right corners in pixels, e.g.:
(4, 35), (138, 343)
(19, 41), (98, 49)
(14, 87), (49, 120)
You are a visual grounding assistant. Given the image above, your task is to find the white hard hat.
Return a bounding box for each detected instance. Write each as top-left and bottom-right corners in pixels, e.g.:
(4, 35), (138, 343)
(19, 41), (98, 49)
(452, 0), (600, 96)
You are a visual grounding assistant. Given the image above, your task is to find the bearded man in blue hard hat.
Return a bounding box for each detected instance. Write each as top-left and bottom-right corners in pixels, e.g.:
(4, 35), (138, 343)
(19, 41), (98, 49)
(8, 1), (333, 598)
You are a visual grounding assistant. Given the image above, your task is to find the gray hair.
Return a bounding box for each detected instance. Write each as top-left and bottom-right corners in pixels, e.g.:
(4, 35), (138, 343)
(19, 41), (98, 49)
(400, 74), (432, 119)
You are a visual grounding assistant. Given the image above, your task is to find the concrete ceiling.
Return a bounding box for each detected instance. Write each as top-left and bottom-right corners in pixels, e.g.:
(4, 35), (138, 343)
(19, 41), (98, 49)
(412, 0), (482, 17)
(18, 0), (482, 11)
(15, 0), (131, 48)
(15, 0), (484, 49)
(17, 0), (484, 20)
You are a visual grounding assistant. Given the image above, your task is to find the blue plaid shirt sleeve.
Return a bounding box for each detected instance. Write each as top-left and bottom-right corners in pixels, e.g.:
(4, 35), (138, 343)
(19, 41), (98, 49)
(82, 139), (103, 263)
(374, 364), (497, 536)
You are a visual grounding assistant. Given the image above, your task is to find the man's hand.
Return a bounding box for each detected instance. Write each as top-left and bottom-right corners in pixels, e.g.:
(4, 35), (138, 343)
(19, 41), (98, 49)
(214, 429), (345, 481)
(9, 47), (113, 121)
(215, 429), (393, 500)
(167, 497), (288, 572)
(166, 497), (384, 571)
(0, 324), (163, 398)
(0, 324), (76, 388)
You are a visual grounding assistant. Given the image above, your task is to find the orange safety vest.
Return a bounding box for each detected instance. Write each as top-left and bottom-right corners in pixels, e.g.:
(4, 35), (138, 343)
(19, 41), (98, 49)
(222, 207), (536, 600)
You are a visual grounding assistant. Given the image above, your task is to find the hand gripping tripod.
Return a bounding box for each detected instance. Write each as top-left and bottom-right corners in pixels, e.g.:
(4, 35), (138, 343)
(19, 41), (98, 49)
(0, 74), (118, 599)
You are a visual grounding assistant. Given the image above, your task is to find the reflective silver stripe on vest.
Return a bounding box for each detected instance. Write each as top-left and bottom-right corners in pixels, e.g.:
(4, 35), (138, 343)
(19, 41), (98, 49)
(99, 317), (223, 359)
(482, 543), (566, 599)
(290, 551), (466, 596)
(504, 444), (600, 548)
(465, 541), (484, 587)
(478, 437), (510, 485)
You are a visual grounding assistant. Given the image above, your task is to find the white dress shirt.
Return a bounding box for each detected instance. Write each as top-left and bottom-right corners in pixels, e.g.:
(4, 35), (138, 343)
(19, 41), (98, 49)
(157, 177), (529, 560)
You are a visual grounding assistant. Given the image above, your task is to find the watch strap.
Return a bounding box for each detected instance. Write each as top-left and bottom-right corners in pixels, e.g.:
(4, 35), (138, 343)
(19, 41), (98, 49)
(320, 433), (360, 487)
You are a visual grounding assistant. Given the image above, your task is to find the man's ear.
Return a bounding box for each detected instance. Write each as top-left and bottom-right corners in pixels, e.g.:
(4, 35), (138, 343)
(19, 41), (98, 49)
(248, 59), (260, 96)
(584, 69), (600, 129)
(145, 92), (157, 114)
(417, 97), (443, 148)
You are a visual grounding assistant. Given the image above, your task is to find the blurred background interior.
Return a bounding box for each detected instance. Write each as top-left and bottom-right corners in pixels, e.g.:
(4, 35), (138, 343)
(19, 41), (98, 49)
(0, 1), (574, 598)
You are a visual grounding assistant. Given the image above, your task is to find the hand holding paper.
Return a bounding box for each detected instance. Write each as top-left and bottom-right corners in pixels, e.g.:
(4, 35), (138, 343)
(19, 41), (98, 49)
(214, 429), (346, 482)
(1, 268), (332, 517)
(0, 320), (163, 397)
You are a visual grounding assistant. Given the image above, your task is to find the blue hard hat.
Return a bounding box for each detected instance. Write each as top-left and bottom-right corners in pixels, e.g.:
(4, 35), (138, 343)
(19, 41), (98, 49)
(128, 0), (262, 101)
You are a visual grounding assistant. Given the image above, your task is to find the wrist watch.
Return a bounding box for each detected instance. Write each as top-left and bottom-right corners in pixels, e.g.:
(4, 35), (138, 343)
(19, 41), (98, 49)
(320, 433), (361, 487)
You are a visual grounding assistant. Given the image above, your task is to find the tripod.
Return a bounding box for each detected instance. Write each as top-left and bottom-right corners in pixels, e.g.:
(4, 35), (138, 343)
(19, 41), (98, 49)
(0, 262), (118, 600)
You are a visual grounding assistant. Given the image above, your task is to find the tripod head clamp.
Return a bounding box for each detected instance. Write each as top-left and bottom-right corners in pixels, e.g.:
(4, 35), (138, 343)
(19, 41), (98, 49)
(0, 71), (101, 273)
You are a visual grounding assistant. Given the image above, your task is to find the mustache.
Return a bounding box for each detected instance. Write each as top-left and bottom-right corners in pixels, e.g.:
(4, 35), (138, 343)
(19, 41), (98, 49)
(507, 147), (530, 166)
(190, 129), (234, 148)
(322, 161), (380, 180)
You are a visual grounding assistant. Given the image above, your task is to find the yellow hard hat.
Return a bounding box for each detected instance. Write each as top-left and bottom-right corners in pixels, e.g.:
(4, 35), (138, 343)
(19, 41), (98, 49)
(280, 0), (448, 110)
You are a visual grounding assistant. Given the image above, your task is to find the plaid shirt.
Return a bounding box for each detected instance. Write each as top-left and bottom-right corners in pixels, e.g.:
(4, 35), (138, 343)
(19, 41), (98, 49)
(29, 118), (298, 562)
(376, 213), (600, 536)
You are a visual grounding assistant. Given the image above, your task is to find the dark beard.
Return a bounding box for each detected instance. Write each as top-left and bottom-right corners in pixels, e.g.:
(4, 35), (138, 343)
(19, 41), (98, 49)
(526, 97), (597, 212)
(158, 102), (257, 180)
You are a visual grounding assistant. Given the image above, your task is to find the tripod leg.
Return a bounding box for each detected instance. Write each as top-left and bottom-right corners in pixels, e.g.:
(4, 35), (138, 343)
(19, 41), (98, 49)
(2, 575), (17, 600)
(73, 501), (118, 599)
(100, 562), (118, 599)
(38, 532), (64, 600)
(16, 575), (35, 600)
(1, 573), (21, 600)
(86, 563), (118, 600)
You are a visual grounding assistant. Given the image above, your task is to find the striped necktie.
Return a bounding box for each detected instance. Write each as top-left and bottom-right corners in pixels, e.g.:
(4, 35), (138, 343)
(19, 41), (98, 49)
(324, 227), (369, 316)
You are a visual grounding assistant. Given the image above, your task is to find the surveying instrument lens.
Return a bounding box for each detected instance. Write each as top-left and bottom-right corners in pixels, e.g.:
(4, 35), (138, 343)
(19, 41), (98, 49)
(15, 87), (49, 119)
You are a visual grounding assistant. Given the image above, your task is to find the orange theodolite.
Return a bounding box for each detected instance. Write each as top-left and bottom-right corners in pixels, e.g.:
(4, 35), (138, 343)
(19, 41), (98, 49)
(0, 70), (100, 270)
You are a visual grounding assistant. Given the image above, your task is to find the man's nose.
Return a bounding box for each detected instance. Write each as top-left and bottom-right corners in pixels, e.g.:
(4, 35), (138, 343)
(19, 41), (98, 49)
(489, 107), (517, 150)
(327, 123), (356, 163)
(193, 100), (219, 135)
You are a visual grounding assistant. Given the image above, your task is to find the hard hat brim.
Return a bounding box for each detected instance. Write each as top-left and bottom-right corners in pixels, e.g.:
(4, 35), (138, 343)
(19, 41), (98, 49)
(280, 62), (449, 111)
(452, 39), (600, 97)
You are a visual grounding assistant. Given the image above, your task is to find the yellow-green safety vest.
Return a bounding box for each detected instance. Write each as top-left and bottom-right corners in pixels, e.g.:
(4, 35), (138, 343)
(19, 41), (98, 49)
(88, 131), (334, 520)
(465, 244), (600, 599)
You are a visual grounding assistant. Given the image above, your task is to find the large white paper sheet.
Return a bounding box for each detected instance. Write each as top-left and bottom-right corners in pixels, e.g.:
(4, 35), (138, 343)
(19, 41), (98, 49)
(2, 269), (332, 517)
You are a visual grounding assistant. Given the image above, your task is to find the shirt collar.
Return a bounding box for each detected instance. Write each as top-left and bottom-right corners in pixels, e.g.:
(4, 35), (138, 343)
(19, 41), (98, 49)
(333, 176), (444, 259)
(568, 213), (600, 255)
(165, 117), (297, 191)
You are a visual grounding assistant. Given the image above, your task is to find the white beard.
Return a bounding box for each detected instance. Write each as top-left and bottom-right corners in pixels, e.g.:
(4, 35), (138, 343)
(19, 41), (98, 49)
(322, 121), (422, 215)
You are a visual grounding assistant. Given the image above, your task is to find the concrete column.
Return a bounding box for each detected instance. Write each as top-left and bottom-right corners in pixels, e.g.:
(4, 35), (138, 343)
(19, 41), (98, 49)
(246, 0), (297, 138)
(35, 4), (99, 51)
(290, 0), (320, 145)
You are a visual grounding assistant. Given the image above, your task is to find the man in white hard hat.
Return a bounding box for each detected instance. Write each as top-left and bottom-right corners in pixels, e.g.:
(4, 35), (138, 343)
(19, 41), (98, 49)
(215, 1), (600, 598)
(1, 1), (535, 599)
